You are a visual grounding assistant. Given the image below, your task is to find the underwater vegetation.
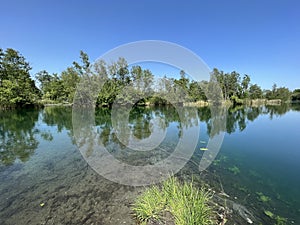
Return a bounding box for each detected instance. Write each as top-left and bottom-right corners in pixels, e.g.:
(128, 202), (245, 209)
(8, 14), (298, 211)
(256, 192), (271, 203)
(213, 159), (221, 166)
(228, 166), (240, 175)
(233, 183), (249, 193)
(212, 155), (228, 166)
(264, 210), (274, 218)
(264, 210), (287, 225)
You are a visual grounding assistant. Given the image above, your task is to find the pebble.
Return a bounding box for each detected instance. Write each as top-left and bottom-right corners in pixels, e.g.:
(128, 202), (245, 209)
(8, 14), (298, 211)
(246, 218), (253, 224)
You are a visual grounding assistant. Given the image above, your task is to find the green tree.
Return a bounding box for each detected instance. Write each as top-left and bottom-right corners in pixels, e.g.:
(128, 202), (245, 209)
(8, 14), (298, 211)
(131, 65), (143, 82)
(249, 84), (263, 99)
(204, 75), (223, 104)
(241, 74), (251, 98)
(213, 68), (243, 100)
(131, 66), (154, 93)
(73, 50), (91, 76)
(276, 87), (290, 102)
(95, 58), (130, 106)
(35, 70), (53, 93)
(291, 89), (300, 102)
(187, 80), (207, 102)
(265, 83), (278, 100)
(227, 71), (241, 98)
(212, 68), (226, 100)
(174, 70), (189, 91)
(0, 48), (40, 107)
(61, 67), (80, 103)
(265, 84), (290, 101)
(72, 50), (102, 106)
(35, 71), (64, 102)
(108, 57), (130, 84)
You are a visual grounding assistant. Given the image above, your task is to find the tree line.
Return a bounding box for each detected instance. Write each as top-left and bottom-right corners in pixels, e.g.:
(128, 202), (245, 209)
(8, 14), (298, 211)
(1, 48), (299, 108)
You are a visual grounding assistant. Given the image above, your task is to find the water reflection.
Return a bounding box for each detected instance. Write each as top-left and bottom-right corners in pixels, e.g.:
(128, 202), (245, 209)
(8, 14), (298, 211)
(0, 104), (297, 166)
(204, 104), (295, 134)
(0, 104), (299, 223)
(42, 106), (73, 132)
(73, 105), (204, 185)
(0, 107), (74, 166)
(290, 103), (300, 111)
(0, 109), (39, 165)
(93, 106), (202, 150)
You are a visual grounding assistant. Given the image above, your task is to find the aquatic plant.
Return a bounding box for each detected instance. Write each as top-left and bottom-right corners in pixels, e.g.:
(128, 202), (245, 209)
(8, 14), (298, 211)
(263, 210), (287, 225)
(256, 192), (271, 203)
(213, 159), (221, 166)
(132, 176), (215, 225)
(260, 195), (270, 202)
(228, 166), (240, 175)
(233, 183), (248, 193)
(264, 210), (274, 218)
(213, 155), (228, 166)
(274, 215), (287, 225)
(132, 186), (165, 223)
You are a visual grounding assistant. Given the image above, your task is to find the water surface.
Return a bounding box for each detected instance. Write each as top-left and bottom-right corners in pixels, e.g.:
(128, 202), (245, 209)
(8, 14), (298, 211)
(0, 104), (299, 224)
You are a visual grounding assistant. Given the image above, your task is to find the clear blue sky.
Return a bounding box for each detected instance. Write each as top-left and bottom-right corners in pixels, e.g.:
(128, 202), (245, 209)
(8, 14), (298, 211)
(1, 0), (299, 90)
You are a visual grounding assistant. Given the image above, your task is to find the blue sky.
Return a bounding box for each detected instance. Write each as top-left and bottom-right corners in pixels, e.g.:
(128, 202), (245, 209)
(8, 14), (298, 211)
(1, 0), (299, 90)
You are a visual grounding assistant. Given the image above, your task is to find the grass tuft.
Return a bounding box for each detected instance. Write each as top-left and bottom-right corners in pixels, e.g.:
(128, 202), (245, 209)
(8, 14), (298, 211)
(132, 176), (215, 225)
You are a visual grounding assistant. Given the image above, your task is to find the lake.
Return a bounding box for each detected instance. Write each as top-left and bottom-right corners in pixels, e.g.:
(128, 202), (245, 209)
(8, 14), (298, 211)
(0, 104), (299, 224)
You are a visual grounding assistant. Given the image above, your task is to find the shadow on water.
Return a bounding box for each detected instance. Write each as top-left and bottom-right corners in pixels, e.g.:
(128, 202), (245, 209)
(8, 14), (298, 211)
(0, 104), (299, 224)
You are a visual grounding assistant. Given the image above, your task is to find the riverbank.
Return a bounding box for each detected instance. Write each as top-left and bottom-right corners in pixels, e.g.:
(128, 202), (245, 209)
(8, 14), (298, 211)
(43, 103), (73, 107)
(31, 98), (289, 109)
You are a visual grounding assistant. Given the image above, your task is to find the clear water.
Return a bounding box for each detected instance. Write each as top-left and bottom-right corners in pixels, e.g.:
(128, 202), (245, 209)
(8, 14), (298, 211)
(0, 105), (299, 224)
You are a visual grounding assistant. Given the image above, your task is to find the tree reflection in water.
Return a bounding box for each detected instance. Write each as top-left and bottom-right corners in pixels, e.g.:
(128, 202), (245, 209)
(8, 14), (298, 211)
(0, 106), (73, 166)
(0, 104), (296, 166)
(0, 109), (39, 165)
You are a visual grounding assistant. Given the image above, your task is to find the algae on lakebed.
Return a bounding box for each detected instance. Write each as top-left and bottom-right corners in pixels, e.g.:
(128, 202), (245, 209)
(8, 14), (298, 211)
(264, 210), (287, 225)
(228, 166), (240, 175)
(256, 192), (271, 203)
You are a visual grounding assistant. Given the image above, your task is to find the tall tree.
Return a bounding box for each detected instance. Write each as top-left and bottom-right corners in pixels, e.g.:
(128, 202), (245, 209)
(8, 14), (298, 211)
(0, 48), (40, 107)
(265, 83), (290, 101)
(228, 71), (241, 98)
(73, 50), (91, 76)
(249, 84), (263, 99)
(275, 87), (290, 102)
(291, 89), (300, 102)
(188, 80), (207, 101)
(212, 68), (226, 100)
(35, 70), (54, 94)
(241, 74), (251, 98)
(61, 67), (80, 103)
(35, 71), (65, 101)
